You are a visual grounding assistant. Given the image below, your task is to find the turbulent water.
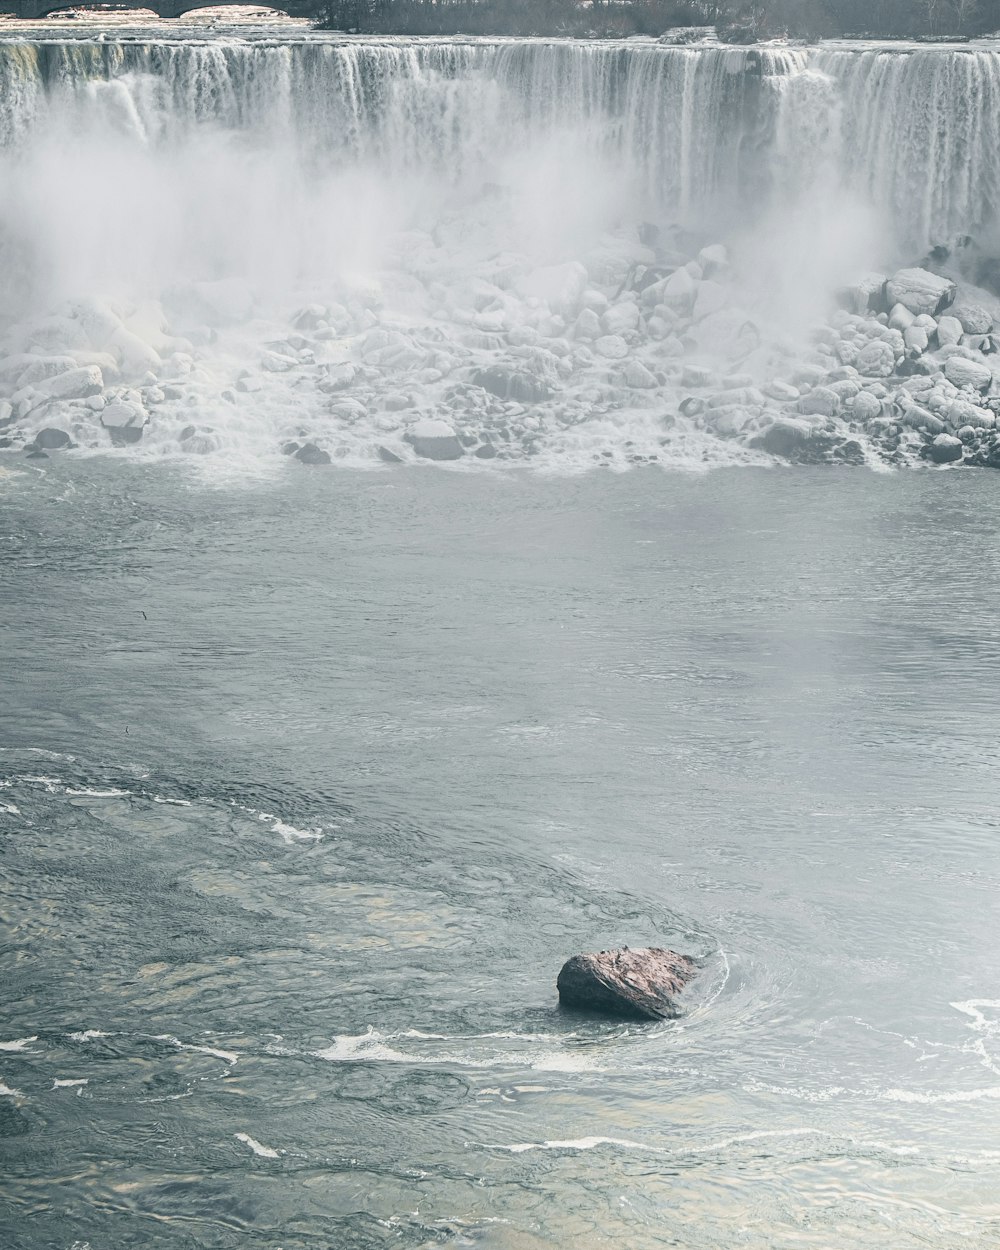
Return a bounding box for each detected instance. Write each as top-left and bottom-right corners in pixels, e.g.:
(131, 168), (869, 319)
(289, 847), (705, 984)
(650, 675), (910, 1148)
(2, 24), (1000, 1248)
(3, 461), (1000, 1249)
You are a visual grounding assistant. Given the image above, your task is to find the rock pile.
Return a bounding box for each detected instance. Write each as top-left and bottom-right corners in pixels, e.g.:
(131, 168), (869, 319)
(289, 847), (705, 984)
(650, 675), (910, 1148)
(1, 222), (998, 471)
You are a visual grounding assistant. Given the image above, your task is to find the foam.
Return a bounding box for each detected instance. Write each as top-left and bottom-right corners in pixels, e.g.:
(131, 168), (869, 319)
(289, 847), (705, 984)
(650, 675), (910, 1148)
(64, 787), (129, 798)
(234, 1132), (280, 1158)
(0, 1037), (37, 1051)
(153, 1035), (239, 1065)
(313, 1026), (601, 1072)
(880, 1085), (1000, 1105)
(0, 1081), (24, 1097)
(53, 1078), (88, 1088)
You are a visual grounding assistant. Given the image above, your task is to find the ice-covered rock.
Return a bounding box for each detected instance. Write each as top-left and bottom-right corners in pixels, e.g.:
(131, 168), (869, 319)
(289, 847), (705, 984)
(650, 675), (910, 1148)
(928, 433), (963, 463)
(571, 308), (602, 341)
(903, 326), (929, 356)
(840, 272), (887, 314)
(595, 335), (629, 360)
(14, 355), (80, 388)
(852, 391), (882, 422)
(623, 360), (658, 389)
(472, 365), (552, 403)
(101, 400), (148, 446)
(697, 243), (729, 276)
(764, 380), (799, 401)
(37, 365), (103, 402)
(756, 417), (814, 457)
(797, 386), (840, 417)
(261, 350), (298, 373)
(406, 417), (464, 461)
(944, 355), (992, 392)
(950, 301), (993, 335)
(936, 315), (964, 347)
(886, 268), (956, 316)
(601, 300), (640, 338)
(660, 267), (698, 312)
(855, 340), (896, 378)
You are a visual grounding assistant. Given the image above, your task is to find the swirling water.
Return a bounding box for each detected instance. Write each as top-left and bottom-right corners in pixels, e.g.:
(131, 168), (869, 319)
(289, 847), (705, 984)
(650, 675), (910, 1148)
(2, 458), (1000, 1248)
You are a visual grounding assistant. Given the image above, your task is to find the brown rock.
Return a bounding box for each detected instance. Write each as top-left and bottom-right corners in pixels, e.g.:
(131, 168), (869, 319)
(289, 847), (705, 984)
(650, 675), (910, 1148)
(556, 947), (697, 1020)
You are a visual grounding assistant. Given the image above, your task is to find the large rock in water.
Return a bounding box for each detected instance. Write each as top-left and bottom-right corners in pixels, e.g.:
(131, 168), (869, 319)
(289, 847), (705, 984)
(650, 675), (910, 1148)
(556, 947), (697, 1020)
(406, 418), (464, 461)
(885, 268), (956, 317)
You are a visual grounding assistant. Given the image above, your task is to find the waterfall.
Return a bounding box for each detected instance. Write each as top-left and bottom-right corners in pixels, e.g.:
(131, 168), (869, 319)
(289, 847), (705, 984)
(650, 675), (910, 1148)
(2, 32), (1000, 474)
(2, 37), (999, 254)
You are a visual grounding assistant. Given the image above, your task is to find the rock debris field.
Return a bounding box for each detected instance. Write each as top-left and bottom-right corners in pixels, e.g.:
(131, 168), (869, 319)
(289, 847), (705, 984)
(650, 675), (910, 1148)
(3, 224), (1000, 474)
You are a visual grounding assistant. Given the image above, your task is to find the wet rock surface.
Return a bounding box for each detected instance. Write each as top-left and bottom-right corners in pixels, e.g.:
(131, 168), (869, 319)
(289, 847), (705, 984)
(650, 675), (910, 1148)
(556, 947), (698, 1020)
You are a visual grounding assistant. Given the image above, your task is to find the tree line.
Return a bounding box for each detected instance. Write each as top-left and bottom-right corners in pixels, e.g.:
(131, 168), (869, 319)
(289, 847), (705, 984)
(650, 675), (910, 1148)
(314, 0), (1000, 39)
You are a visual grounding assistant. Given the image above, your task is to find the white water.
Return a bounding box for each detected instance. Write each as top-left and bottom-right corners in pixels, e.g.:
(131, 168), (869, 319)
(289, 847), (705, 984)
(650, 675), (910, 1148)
(2, 31), (1000, 472)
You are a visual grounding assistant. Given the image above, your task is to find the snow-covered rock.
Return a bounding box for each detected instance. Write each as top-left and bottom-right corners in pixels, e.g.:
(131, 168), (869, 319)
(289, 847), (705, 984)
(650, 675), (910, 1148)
(885, 268), (956, 316)
(950, 301), (993, 335)
(595, 335), (629, 360)
(406, 417), (464, 461)
(928, 432), (963, 463)
(623, 360), (658, 389)
(101, 400), (148, 446)
(936, 315), (964, 347)
(855, 340), (896, 378)
(944, 355), (992, 392)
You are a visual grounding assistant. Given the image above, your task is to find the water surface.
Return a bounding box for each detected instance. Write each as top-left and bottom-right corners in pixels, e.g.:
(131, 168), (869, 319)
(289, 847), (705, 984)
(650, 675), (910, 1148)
(2, 460), (999, 1248)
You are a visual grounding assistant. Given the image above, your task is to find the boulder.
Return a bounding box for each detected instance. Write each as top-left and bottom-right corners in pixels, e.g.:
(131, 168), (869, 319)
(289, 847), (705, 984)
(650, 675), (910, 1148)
(407, 418), (464, 461)
(697, 243), (729, 276)
(855, 340), (896, 378)
(903, 326), (929, 356)
(37, 365), (103, 401)
(623, 360), (658, 389)
(757, 417), (813, 457)
(885, 268), (956, 316)
(294, 442), (331, 465)
(571, 308), (602, 342)
(852, 391), (882, 422)
(936, 315), (964, 347)
(33, 427), (71, 450)
(839, 272), (887, 314)
(556, 947), (697, 1020)
(261, 350), (298, 373)
(944, 355), (992, 392)
(101, 401), (148, 446)
(376, 445), (403, 464)
(928, 433), (964, 464)
(594, 335), (629, 360)
(602, 300), (640, 336)
(950, 301), (993, 335)
(472, 366), (551, 404)
(797, 386), (840, 417)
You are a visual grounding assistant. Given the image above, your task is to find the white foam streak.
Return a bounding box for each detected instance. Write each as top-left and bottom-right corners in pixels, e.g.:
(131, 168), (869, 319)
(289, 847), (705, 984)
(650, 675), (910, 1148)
(234, 1132), (280, 1158)
(0, 1037), (36, 1051)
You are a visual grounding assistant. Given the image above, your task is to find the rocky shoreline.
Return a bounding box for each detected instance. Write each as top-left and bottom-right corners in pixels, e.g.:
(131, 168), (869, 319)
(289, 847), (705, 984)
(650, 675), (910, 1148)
(2, 224), (998, 473)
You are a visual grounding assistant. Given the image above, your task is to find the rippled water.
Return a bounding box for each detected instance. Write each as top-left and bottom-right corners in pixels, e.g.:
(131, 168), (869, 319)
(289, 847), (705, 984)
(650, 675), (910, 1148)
(2, 459), (1000, 1248)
